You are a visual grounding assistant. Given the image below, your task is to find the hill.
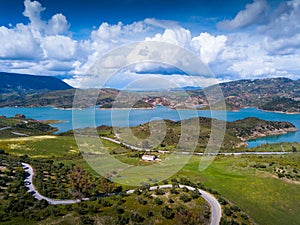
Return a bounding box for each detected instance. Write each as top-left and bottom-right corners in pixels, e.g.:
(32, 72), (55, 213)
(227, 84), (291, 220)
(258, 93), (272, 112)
(1, 75), (300, 113)
(0, 114), (58, 138)
(191, 77), (300, 112)
(0, 72), (73, 94)
(85, 117), (296, 151)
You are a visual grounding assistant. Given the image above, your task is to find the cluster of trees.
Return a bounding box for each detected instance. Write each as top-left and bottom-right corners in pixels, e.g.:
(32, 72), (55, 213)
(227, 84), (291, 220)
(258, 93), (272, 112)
(31, 160), (122, 199)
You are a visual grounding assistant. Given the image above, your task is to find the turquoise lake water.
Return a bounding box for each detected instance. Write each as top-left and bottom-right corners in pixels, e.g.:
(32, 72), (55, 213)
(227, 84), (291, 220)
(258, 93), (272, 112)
(0, 106), (299, 148)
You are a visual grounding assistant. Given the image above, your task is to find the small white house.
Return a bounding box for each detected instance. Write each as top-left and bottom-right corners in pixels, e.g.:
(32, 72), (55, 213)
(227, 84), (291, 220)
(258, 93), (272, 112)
(142, 155), (156, 161)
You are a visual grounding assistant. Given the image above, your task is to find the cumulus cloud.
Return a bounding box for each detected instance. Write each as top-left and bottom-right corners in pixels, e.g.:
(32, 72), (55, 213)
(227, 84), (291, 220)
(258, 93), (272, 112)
(47, 14), (70, 35)
(23, 0), (46, 31)
(145, 27), (191, 47)
(0, 24), (41, 59)
(217, 0), (269, 30)
(191, 32), (227, 64)
(41, 35), (77, 61)
(0, 0), (73, 74)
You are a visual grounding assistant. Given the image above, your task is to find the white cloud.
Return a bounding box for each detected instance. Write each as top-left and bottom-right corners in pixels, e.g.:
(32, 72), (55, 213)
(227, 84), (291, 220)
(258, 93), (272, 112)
(41, 35), (77, 61)
(217, 0), (269, 30)
(47, 14), (70, 35)
(257, 0), (300, 55)
(145, 27), (191, 48)
(0, 24), (41, 59)
(23, 0), (46, 31)
(191, 32), (227, 64)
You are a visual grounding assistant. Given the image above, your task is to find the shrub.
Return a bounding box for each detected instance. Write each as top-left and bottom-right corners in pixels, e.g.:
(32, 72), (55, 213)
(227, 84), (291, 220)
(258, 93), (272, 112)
(154, 198), (163, 205)
(137, 197), (147, 205)
(162, 206), (174, 219)
(179, 194), (192, 203)
(130, 212), (145, 223)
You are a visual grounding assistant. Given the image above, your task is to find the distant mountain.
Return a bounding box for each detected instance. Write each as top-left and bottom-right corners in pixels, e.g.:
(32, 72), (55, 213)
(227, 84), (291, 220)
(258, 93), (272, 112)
(171, 86), (202, 91)
(189, 77), (300, 113)
(0, 72), (73, 94)
(1, 74), (300, 113)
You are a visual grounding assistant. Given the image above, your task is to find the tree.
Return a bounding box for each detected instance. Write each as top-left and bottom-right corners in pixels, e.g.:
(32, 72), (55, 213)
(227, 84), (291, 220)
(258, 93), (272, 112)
(130, 212), (145, 223)
(162, 206), (174, 219)
(69, 166), (94, 198)
(154, 198), (163, 205)
(174, 209), (203, 225)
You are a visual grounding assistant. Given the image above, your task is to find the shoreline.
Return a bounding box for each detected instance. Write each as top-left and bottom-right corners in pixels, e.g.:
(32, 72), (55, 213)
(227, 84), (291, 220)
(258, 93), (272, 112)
(2, 105), (300, 115)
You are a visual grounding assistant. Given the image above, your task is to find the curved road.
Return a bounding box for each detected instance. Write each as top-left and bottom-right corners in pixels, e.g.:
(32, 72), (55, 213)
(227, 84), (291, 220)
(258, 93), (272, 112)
(101, 136), (293, 156)
(21, 162), (221, 225)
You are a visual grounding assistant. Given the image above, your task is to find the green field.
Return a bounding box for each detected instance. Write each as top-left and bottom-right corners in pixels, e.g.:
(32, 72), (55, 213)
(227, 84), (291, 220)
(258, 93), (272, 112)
(179, 155), (300, 225)
(1, 136), (299, 225)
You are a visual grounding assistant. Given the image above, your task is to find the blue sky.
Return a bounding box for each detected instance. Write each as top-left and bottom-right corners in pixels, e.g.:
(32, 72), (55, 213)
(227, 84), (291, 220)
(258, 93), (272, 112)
(0, 0), (299, 89)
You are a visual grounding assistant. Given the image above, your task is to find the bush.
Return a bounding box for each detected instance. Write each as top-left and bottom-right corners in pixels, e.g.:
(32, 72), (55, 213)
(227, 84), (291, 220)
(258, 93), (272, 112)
(182, 187), (189, 192)
(137, 197), (147, 205)
(114, 206), (124, 214)
(155, 189), (165, 195)
(168, 198), (175, 203)
(191, 190), (201, 199)
(80, 216), (94, 225)
(224, 207), (233, 216)
(179, 194), (192, 203)
(241, 213), (249, 220)
(117, 215), (129, 225)
(146, 210), (154, 217)
(218, 197), (228, 205)
(162, 206), (174, 219)
(130, 212), (145, 223)
(154, 198), (163, 205)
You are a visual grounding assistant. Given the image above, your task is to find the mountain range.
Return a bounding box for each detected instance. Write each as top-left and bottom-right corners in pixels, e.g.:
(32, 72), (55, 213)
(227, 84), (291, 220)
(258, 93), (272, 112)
(0, 72), (299, 113)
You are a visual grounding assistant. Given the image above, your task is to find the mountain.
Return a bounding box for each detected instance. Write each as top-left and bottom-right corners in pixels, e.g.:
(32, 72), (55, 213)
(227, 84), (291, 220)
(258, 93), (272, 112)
(0, 72), (73, 94)
(171, 86), (202, 91)
(189, 77), (300, 113)
(1, 74), (300, 113)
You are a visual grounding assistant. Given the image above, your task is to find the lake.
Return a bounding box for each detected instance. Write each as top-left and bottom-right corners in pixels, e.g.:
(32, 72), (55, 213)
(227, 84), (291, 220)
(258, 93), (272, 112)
(0, 106), (299, 148)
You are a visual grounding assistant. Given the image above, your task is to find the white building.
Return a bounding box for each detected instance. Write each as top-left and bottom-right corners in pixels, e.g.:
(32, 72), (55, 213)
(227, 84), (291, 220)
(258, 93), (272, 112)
(142, 155), (156, 161)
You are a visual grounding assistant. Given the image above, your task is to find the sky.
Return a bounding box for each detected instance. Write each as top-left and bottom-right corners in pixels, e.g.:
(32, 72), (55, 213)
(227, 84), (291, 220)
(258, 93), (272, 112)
(0, 0), (300, 89)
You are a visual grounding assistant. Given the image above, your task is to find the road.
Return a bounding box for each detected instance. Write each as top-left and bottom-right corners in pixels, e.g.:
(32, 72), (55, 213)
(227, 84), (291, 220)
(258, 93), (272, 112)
(21, 163), (83, 205)
(21, 163), (222, 225)
(101, 136), (149, 151)
(101, 136), (293, 156)
(0, 126), (11, 131)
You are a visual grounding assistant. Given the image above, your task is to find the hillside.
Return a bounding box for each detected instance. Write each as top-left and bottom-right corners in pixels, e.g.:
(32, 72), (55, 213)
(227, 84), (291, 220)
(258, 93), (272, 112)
(0, 114), (58, 138)
(93, 117), (296, 151)
(1, 74), (300, 113)
(192, 77), (300, 112)
(0, 72), (72, 93)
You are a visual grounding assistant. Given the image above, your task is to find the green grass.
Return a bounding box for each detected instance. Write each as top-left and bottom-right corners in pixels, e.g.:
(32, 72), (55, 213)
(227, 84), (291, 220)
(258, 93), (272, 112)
(1, 136), (300, 224)
(178, 155), (300, 225)
(0, 136), (79, 158)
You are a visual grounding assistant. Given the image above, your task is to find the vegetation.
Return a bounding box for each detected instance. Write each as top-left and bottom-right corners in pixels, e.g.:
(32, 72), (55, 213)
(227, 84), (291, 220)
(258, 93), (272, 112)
(0, 115), (58, 138)
(196, 77), (300, 113)
(116, 116), (295, 151)
(178, 154), (300, 225)
(2, 75), (300, 113)
(0, 153), (215, 225)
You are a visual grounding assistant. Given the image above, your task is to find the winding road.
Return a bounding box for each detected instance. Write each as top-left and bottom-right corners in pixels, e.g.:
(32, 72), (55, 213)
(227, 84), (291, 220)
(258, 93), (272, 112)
(101, 136), (293, 156)
(21, 162), (222, 225)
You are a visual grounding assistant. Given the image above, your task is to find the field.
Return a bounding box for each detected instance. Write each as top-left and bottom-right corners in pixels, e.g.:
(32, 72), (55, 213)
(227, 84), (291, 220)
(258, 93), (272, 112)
(179, 154), (300, 225)
(0, 136), (299, 224)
